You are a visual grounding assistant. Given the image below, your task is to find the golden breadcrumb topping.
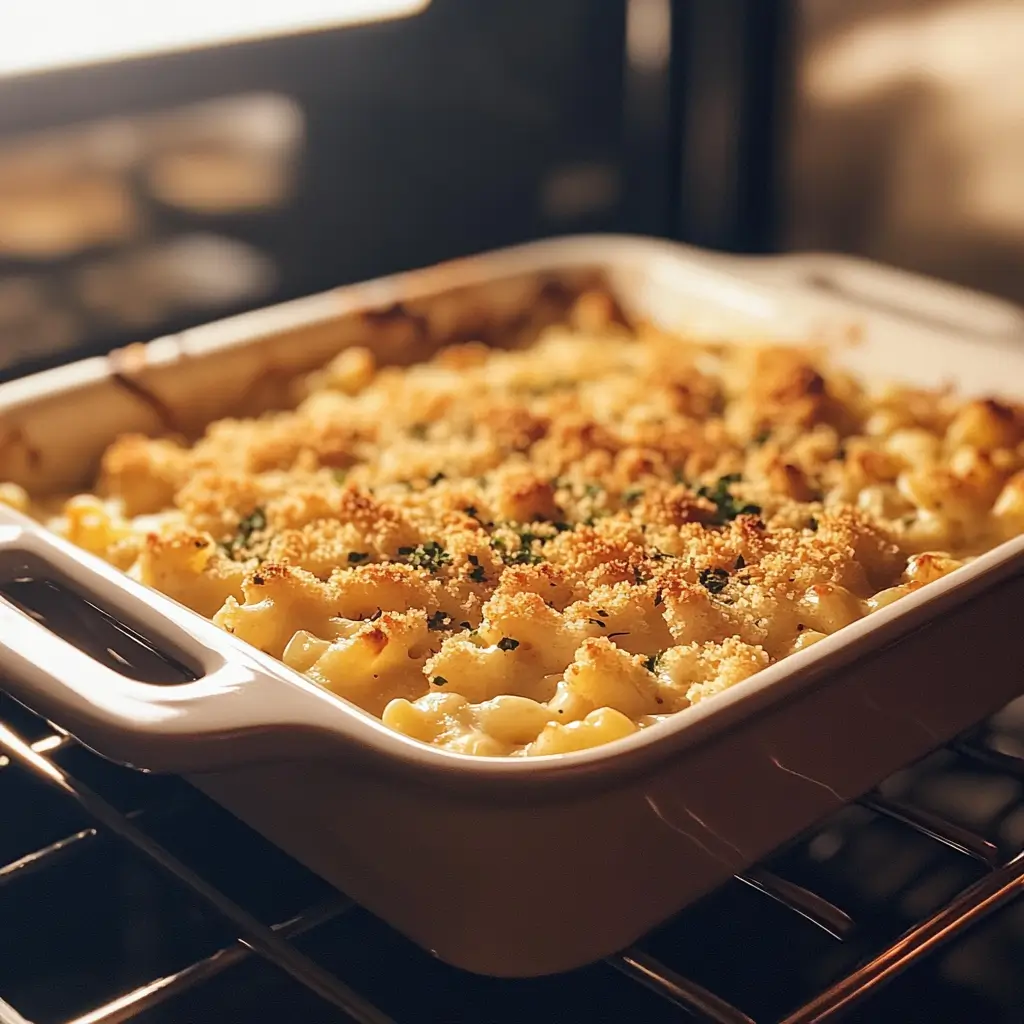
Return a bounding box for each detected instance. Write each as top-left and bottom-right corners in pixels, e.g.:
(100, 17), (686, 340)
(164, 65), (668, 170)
(6, 289), (1024, 756)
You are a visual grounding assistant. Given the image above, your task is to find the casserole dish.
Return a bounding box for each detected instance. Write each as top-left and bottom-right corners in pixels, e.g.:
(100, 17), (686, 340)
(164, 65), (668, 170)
(1, 235), (1023, 977)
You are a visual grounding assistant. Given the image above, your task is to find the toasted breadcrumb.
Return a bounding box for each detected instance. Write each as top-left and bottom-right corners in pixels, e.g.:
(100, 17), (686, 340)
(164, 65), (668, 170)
(17, 289), (1024, 756)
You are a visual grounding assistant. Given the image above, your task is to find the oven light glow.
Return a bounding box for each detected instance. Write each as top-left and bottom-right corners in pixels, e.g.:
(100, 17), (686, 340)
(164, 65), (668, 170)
(0, 0), (430, 77)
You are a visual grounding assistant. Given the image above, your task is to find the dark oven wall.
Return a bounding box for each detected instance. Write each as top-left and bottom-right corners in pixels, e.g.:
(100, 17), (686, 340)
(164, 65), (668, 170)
(0, 0), (675, 380)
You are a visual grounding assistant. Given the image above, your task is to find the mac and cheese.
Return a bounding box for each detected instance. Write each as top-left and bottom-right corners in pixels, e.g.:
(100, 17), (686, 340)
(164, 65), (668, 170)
(6, 291), (1024, 755)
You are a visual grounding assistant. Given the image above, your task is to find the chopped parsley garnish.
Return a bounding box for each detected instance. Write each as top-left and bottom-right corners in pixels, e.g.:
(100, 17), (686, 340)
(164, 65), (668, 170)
(753, 428), (772, 446)
(426, 610), (451, 631)
(516, 528), (542, 547)
(697, 475), (762, 524)
(237, 507), (266, 541)
(622, 487), (644, 505)
(807, 517), (819, 532)
(552, 521), (572, 533)
(409, 423), (428, 439)
(654, 589), (664, 607)
(588, 618), (607, 629)
(428, 472), (446, 485)
(397, 541), (451, 572)
(493, 529), (544, 565)
(431, 676), (448, 686)
(459, 621), (472, 630)
(698, 567), (730, 594)
(467, 554), (487, 582)
(220, 507), (267, 558)
(332, 469), (349, 483)
(348, 551), (369, 564)
(643, 652), (663, 673)
(735, 554), (746, 569)
(463, 505), (479, 518)
(584, 483), (603, 499)
(497, 637), (520, 652)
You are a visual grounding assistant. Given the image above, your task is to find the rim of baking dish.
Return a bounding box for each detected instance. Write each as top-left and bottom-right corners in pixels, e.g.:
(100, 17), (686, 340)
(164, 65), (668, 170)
(1, 234), (1023, 790)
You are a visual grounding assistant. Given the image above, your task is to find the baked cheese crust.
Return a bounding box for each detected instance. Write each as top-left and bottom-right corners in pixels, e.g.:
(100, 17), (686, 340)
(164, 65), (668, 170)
(6, 289), (1024, 756)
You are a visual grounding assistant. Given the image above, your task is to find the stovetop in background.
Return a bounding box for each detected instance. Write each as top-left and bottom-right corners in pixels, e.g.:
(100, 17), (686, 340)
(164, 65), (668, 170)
(1, 684), (1023, 1024)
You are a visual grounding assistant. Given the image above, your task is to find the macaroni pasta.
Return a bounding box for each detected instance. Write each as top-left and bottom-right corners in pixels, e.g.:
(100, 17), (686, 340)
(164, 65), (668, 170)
(6, 291), (1024, 756)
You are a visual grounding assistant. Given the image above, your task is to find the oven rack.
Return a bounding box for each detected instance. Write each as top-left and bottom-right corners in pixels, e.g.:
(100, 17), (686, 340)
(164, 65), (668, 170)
(1, 689), (1023, 1024)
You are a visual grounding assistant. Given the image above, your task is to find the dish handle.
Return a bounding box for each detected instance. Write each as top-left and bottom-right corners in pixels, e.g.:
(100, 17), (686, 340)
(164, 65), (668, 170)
(0, 506), (366, 773)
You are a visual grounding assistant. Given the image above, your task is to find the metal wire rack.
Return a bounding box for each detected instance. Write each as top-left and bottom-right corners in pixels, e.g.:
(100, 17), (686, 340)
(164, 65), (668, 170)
(1, 683), (1023, 1024)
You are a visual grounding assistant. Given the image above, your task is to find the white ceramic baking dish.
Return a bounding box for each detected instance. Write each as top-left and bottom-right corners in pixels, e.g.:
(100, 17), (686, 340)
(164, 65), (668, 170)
(1, 235), (1023, 978)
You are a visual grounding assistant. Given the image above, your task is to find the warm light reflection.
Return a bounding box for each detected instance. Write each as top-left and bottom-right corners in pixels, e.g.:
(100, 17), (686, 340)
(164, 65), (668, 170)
(796, 0), (1024, 262)
(0, 731), (65, 769)
(0, 0), (430, 77)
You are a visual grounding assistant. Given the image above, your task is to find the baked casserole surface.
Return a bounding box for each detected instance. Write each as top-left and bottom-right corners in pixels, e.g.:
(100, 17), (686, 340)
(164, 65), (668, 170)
(5, 290), (1024, 756)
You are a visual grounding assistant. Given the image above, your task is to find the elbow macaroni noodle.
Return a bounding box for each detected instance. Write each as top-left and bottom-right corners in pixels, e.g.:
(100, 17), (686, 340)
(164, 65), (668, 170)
(6, 290), (1024, 756)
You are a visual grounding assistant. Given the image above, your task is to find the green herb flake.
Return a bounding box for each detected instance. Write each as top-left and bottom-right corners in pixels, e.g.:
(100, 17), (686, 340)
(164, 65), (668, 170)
(495, 528), (544, 566)
(399, 541), (451, 572)
(643, 653), (661, 673)
(348, 551), (369, 564)
(622, 487), (644, 506)
(734, 554), (746, 569)
(332, 469), (349, 483)
(697, 475), (762, 524)
(587, 618), (607, 629)
(428, 472), (446, 486)
(807, 517), (819, 532)
(220, 506), (267, 558)
(431, 676), (448, 686)
(426, 610), (451, 631)
(753, 428), (772, 446)
(698, 567), (730, 595)
(497, 637), (520, 652)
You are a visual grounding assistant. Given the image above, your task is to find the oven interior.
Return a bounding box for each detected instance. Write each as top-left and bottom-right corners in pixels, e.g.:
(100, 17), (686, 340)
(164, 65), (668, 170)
(2, 2), (1023, 1020)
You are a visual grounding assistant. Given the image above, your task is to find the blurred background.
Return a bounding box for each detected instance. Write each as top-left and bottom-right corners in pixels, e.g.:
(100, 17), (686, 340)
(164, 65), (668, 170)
(790, 0), (1024, 302)
(1, 0), (1020, 380)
